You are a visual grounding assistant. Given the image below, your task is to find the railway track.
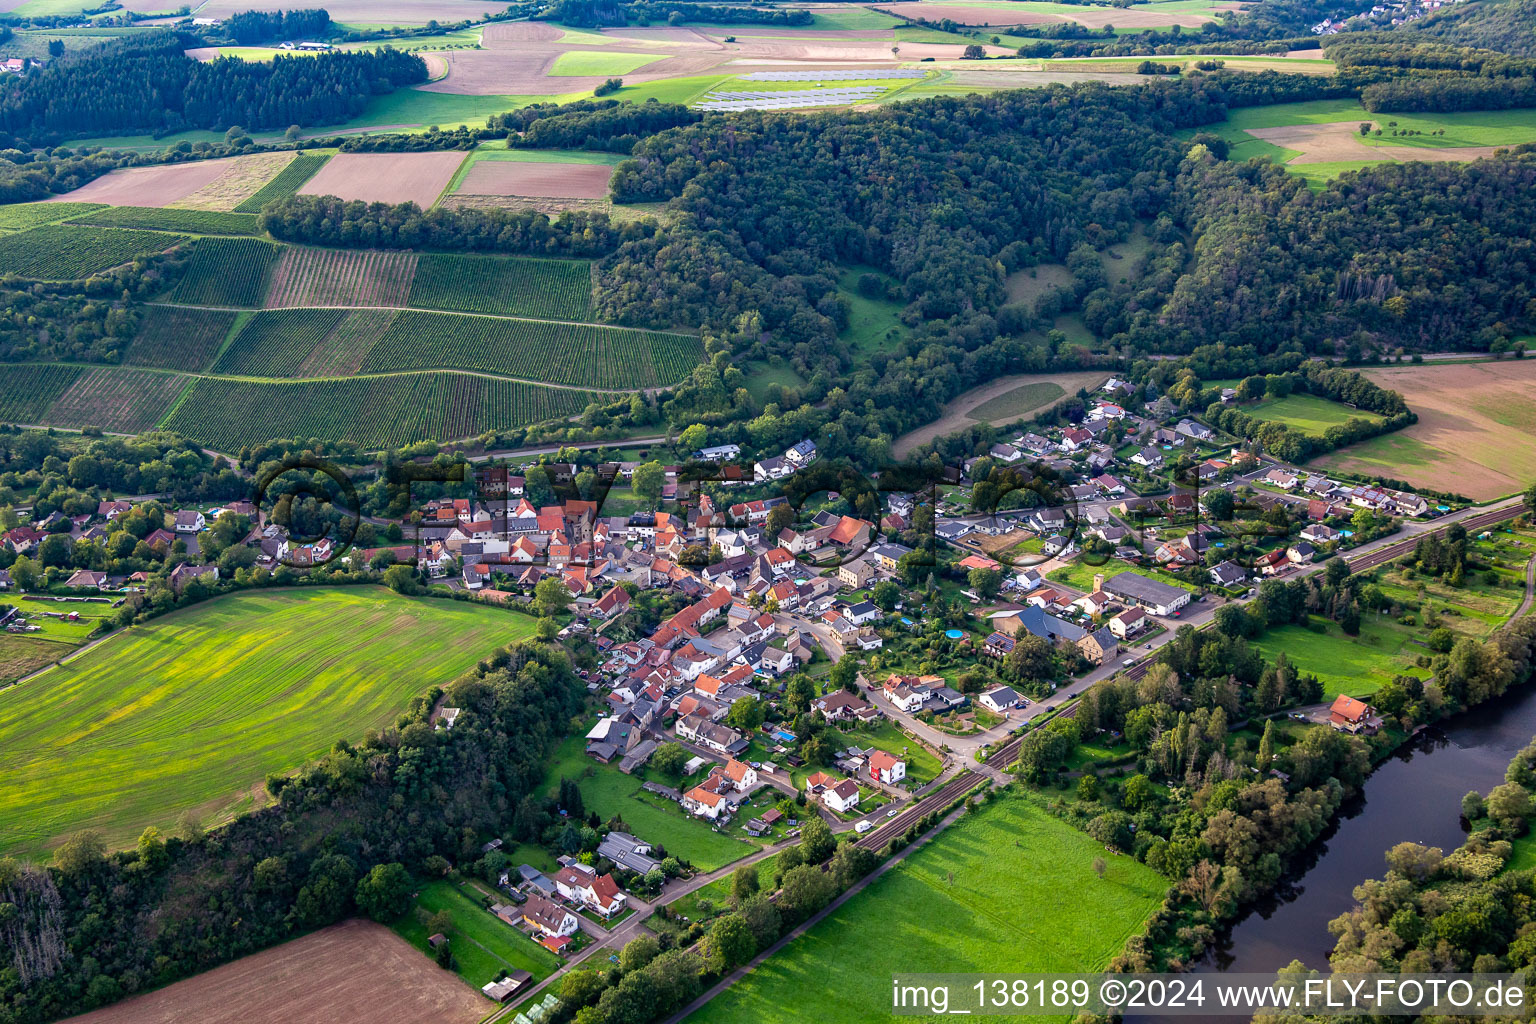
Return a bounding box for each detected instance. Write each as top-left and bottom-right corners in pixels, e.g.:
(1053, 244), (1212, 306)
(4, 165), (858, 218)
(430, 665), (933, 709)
(1344, 501), (1522, 575)
(854, 769), (987, 850)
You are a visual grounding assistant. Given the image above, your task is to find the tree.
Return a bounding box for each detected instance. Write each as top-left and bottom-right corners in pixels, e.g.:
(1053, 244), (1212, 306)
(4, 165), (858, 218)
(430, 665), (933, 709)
(1092, 856), (1107, 879)
(651, 741), (687, 778)
(1384, 841), (1443, 883)
(535, 576), (572, 616)
(1213, 603), (1250, 638)
(963, 43), (984, 58)
(799, 816), (835, 863)
(1257, 719), (1277, 768)
(679, 424), (708, 452)
(619, 933), (660, 973)
(53, 830), (105, 876)
(968, 566), (1002, 600)
(871, 579), (901, 612)
(828, 653), (858, 692)
(1202, 488), (1234, 522)
(536, 616), (560, 641)
(632, 461), (665, 507)
(48, 39), (65, 57)
(776, 862), (836, 923)
(560, 968), (607, 1007)
(727, 695), (766, 732)
(382, 563), (418, 594)
(730, 864), (759, 904)
(709, 913), (755, 968)
(1121, 773), (1156, 811)
(1487, 782), (1532, 829)
(1526, 481), (1536, 517)
(785, 674), (815, 713)
(354, 862), (413, 923)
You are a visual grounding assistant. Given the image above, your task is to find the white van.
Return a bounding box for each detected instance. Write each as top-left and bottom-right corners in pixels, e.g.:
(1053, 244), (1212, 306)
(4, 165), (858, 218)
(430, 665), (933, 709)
(854, 820), (874, 834)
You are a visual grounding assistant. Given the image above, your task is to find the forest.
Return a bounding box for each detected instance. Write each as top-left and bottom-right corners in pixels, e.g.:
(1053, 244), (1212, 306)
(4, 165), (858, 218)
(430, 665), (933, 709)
(259, 194), (647, 257)
(0, 32), (426, 143)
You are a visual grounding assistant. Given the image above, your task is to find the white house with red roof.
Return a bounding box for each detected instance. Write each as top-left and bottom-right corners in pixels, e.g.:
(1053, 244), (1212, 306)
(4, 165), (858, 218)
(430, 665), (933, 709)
(867, 750), (906, 785)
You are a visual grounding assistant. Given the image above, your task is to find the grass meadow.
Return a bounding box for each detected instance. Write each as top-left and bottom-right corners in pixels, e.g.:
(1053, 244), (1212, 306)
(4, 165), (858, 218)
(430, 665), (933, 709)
(0, 587), (538, 860)
(540, 735), (756, 871)
(392, 878), (563, 986)
(685, 791), (1166, 1024)
(1238, 392), (1384, 434)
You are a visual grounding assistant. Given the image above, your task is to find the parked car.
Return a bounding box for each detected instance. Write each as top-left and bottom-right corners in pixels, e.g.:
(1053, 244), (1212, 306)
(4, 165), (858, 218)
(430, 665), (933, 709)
(855, 820), (874, 834)
(886, 808), (899, 818)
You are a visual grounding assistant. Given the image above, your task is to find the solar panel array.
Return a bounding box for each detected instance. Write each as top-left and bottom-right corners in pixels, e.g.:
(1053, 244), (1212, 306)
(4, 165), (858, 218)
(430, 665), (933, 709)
(739, 69), (928, 81)
(694, 86), (886, 111)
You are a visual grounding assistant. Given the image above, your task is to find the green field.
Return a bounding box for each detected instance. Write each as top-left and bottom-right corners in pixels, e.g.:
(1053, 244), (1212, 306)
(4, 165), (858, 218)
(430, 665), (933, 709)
(212, 308), (349, 376)
(408, 254), (595, 321)
(549, 49), (670, 76)
(967, 381), (1066, 423)
(743, 360), (808, 405)
(234, 152), (331, 213)
(392, 879), (563, 986)
(686, 791), (1165, 1024)
(1193, 100), (1536, 186)
(127, 306), (240, 371)
(167, 236), (281, 306)
(0, 364), (84, 422)
(0, 224), (187, 279)
(69, 206), (261, 236)
(0, 201), (104, 231)
(37, 366), (187, 433)
(360, 311), (704, 389)
(159, 372), (597, 450)
(1236, 393), (1384, 434)
(0, 587), (540, 860)
(1246, 617), (1427, 698)
(541, 735), (755, 871)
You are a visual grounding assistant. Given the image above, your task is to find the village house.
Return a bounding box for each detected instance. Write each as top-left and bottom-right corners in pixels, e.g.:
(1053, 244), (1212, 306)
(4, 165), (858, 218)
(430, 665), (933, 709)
(1076, 625), (1118, 666)
(1108, 606), (1146, 639)
(1101, 571), (1190, 617)
(805, 771), (860, 813)
(978, 686), (1020, 713)
(868, 749), (906, 785)
(1328, 694), (1379, 734)
(552, 864), (627, 918)
(520, 895), (580, 940)
(173, 510), (205, 533)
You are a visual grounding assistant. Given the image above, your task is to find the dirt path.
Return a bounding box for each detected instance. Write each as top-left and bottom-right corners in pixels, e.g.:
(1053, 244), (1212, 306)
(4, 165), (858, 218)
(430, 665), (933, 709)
(892, 370), (1106, 458)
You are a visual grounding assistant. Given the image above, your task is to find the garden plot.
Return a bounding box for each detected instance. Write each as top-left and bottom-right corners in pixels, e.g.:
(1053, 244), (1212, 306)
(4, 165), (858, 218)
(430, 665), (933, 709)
(298, 151), (467, 207)
(694, 86), (885, 110)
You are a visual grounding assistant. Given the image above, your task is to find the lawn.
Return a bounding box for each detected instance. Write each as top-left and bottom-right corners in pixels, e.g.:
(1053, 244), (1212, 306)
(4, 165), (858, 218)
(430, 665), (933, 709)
(1239, 393), (1383, 434)
(837, 266), (907, 360)
(843, 720), (944, 784)
(540, 735), (756, 871)
(392, 878), (563, 986)
(1048, 559), (1193, 596)
(684, 791), (1166, 1024)
(1245, 616), (1427, 699)
(0, 587), (539, 860)
(743, 360), (808, 404)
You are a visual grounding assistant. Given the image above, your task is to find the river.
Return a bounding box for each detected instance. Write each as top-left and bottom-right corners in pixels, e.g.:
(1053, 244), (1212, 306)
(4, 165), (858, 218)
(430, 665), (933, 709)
(1132, 681), (1536, 1022)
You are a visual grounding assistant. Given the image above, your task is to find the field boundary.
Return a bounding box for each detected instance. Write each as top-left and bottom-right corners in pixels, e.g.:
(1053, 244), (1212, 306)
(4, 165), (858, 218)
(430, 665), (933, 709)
(147, 299), (698, 339)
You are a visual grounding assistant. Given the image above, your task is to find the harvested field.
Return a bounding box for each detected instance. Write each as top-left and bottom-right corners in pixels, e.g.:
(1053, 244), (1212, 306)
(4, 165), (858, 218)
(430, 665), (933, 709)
(1246, 122), (1499, 165)
(298, 151), (466, 207)
(442, 193), (613, 217)
(265, 247), (419, 308)
(167, 151), (295, 211)
(454, 161), (613, 199)
(49, 155), (285, 208)
(481, 20), (562, 42)
(59, 920), (487, 1024)
(1314, 360), (1536, 500)
(41, 367), (187, 433)
(417, 50), (563, 94)
(893, 370), (1106, 457)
